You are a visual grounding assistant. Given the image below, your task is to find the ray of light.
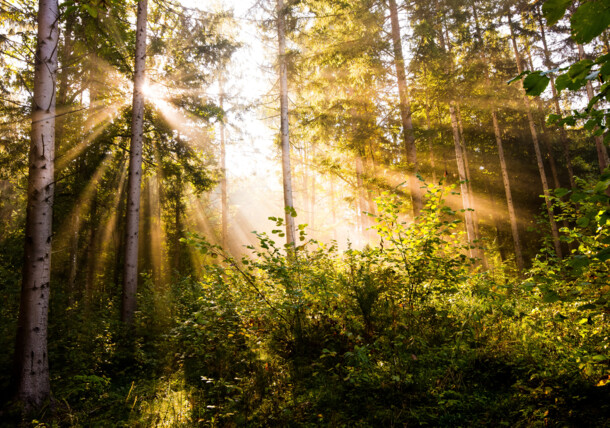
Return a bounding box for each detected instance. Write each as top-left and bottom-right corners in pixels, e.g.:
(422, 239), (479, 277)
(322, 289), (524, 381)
(56, 100), (130, 170)
(54, 152), (116, 249)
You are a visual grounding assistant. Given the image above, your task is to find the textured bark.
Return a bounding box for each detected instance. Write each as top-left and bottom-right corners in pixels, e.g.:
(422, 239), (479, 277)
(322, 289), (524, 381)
(85, 189), (98, 305)
(423, 93), (436, 183)
(578, 44), (609, 172)
(472, 3), (523, 269)
(14, 0), (59, 410)
(508, 16), (562, 259)
(449, 103), (476, 258)
(277, 0), (296, 246)
(388, 0), (422, 216)
(492, 111), (525, 271)
(456, 104), (487, 266)
(356, 156), (367, 235)
(122, 0), (148, 326)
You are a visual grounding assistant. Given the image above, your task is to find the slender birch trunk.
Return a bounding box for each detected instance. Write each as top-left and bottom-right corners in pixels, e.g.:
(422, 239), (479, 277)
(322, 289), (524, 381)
(508, 15), (562, 258)
(121, 0), (148, 326)
(14, 0), (59, 410)
(388, 0), (421, 216)
(277, 0), (296, 246)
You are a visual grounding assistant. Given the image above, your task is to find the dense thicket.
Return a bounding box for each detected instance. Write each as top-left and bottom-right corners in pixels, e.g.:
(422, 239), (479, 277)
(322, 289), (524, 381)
(0, 0), (609, 425)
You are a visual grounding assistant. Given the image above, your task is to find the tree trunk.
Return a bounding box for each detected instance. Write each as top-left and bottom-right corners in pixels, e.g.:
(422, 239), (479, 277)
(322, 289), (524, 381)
(388, 0), (421, 216)
(537, 9), (575, 187)
(85, 188), (98, 305)
(578, 44), (609, 172)
(330, 173), (338, 241)
(122, 0), (148, 326)
(424, 91), (436, 183)
(456, 103), (487, 267)
(219, 79), (228, 248)
(449, 103), (476, 259)
(492, 111), (525, 271)
(277, 0), (296, 246)
(14, 0), (59, 410)
(356, 155), (367, 236)
(471, 3), (523, 269)
(508, 16), (562, 259)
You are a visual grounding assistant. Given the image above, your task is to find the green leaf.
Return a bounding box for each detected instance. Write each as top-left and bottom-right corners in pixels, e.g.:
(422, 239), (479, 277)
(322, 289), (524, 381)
(554, 187), (570, 198)
(543, 0), (572, 26)
(593, 179), (610, 193)
(584, 119), (597, 131)
(576, 216), (590, 227)
(555, 73), (582, 92)
(568, 60), (594, 81)
(543, 290), (561, 303)
(600, 59), (610, 77)
(523, 72), (550, 96)
(571, 1), (610, 44)
(547, 113), (563, 125)
(596, 247), (610, 262)
(83, 4), (98, 18)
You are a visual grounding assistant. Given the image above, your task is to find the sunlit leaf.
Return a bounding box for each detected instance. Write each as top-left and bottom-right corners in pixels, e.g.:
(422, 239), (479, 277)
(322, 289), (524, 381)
(543, 0), (572, 26)
(523, 72), (550, 96)
(571, 1), (610, 44)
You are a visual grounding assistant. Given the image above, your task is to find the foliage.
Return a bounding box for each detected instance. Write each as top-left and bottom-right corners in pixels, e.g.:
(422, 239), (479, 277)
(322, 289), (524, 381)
(514, 0), (610, 144)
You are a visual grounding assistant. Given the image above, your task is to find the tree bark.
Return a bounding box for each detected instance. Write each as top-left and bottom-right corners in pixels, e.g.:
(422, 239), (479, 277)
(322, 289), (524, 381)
(277, 0), (296, 246)
(537, 9), (575, 188)
(492, 111), (525, 271)
(449, 103), (476, 259)
(219, 79), (228, 248)
(508, 15), (562, 259)
(14, 0), (59, 410)
(388, 0), (422, 216)
(122, 0), (148, 326)
(456, 103), (487, 267)
(472, 2), (524, 269)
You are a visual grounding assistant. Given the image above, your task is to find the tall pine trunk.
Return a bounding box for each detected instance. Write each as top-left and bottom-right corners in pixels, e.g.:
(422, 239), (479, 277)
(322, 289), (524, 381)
(537, 11), (575, 187)
(508, 15), (562, 259)
(456, 103), (487, 267)
(277, 0), (296, 246)
(492, 111), (525, 271)
(121, 0), (148, 326)
(219, 79), (228, 248)
(388, 0), (421, 216)
(449, 103), (476, 259)
(471, 2), (524, 269)
(14, 0), (59, 410)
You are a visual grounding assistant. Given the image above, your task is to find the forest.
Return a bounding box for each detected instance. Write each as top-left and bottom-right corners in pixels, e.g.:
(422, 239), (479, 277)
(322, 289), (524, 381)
(0, 0), (609, 425)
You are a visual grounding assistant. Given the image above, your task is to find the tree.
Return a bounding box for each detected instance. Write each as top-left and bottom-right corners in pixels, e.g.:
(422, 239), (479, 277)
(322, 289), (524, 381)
(277, 0), (297, 247)
(388, 0), (422, 216)
(13, 0), (59, 410)
(121, 0), (148, 326)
